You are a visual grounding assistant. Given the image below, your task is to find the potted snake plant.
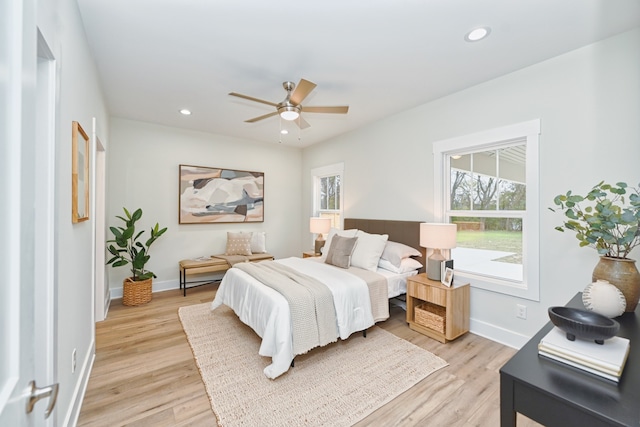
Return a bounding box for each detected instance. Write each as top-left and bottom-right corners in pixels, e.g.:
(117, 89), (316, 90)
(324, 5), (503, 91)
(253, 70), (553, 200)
(107, 207), (167, 306)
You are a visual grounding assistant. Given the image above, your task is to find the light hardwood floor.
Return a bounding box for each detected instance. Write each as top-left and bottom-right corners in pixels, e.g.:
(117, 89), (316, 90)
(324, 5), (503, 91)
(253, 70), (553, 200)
(77, 285), (542, 426)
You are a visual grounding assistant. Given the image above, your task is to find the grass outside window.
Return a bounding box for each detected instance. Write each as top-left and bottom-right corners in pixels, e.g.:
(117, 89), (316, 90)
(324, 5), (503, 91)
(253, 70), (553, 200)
(456, 230), (522, 264)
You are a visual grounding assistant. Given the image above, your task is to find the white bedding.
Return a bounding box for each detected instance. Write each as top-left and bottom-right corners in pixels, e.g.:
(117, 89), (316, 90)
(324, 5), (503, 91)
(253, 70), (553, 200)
(376, 267), (417, 298)
(211, 257), (380, 378)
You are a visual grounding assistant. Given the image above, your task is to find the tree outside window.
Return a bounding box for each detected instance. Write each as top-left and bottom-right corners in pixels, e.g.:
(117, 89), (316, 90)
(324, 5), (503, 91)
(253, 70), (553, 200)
(447, 146), (526, 282)
(318, 174), (341, 227)
(313, 164), (343, 229)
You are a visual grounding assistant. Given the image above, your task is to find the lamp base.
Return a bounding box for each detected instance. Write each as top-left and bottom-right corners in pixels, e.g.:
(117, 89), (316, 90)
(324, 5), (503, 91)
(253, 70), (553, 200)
(314, 237), (326, 256)
(426, 258), (442, 281)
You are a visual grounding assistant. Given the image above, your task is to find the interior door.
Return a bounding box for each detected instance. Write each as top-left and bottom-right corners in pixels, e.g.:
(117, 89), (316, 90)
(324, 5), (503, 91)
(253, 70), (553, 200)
(0, 0), (55, 425)
(0, 0), (36, 422)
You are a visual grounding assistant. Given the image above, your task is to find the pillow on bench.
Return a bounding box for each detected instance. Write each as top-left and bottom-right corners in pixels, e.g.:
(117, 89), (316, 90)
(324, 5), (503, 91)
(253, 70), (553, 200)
(251, 231), (267, 253)
(225, 231), (268, 255)
(225, 232), (252, 256)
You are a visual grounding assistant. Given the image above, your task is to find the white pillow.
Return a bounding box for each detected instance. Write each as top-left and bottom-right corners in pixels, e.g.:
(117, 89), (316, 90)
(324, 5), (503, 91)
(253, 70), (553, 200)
(250, 231), (267, 253)
(350, 230), (388, 272)
(378, 257), (423, 274)
(380, 241), (421, 268)
(321, 228), (358, 260)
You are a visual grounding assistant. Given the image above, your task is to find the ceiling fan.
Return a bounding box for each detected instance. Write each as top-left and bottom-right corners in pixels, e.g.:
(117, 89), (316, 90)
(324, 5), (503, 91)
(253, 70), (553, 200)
(229, 79), (349, 129)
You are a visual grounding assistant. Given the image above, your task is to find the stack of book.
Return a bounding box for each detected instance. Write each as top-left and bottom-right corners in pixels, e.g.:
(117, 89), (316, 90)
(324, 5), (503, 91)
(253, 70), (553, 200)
(538, 327), (630, 382)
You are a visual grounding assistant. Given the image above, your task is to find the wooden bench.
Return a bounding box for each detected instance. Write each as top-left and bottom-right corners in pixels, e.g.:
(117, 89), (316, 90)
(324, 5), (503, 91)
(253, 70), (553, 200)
(178, 253), (274, 296)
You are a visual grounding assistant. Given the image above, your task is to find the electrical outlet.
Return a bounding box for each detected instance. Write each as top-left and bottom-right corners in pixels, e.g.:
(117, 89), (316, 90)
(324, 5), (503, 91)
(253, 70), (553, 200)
(516, 304), (527, 319)
(72, 348), (77, 373)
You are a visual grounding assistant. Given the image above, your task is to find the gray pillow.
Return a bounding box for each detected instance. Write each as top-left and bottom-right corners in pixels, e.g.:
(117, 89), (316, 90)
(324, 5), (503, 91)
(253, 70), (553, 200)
(324, 235), (358, 269)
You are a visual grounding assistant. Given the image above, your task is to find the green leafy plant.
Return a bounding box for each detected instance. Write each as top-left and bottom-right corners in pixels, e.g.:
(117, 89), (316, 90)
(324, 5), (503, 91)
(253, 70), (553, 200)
(551, 181), (640, 259)
(107, 207), (168, 281)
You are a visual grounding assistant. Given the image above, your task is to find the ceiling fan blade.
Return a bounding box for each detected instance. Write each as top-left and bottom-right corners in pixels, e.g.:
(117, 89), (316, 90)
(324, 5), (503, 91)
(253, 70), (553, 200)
(229, 92), (278, 107)
(245, 111), (278, 123)
(302, 106), (349, 114)
(294, 115), (311, 129)
(290, 79), (317, 105)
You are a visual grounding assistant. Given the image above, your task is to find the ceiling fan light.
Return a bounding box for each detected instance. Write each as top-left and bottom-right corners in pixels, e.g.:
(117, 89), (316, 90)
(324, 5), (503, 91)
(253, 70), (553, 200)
(280, 111), (299, 121)
(278, 104), (301, 121)
(279, 107), (300, 121)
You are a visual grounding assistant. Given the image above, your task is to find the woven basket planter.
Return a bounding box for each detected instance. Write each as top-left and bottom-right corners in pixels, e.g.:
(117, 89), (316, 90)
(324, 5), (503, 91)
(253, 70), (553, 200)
(122, 277), (152, 306)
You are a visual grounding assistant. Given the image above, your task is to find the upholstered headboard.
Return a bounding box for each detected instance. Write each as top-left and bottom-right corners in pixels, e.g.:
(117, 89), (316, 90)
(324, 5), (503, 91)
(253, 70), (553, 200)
(344, 218), (426, 273)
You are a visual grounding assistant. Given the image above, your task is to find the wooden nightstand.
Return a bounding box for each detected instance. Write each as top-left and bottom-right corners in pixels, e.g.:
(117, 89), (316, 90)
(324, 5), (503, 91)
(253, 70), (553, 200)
(302, 251), (321, 258)
(406, 273), (470, 343)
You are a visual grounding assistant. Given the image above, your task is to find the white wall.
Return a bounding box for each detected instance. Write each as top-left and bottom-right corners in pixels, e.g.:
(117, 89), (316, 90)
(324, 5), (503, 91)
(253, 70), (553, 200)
(38, 0), (110, 425)
(106, 118), (303, 295)
(302, 28), (640, 348)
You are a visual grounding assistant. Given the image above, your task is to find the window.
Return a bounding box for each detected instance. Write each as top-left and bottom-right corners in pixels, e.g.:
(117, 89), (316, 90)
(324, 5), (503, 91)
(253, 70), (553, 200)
(448, 147), (525, 282)
(311, 163), (344, 228)
(433, 120), (540, 301)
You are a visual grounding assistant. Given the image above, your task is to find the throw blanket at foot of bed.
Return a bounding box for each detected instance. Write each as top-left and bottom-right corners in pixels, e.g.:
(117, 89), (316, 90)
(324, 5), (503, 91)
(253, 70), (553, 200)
(233, 261), (338, 356)
(211, 257), (382, 378)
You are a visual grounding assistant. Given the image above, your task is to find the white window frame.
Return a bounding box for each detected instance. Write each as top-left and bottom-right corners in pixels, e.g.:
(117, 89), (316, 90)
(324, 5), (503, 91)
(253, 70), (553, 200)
(433, 120), (540, 301)
(311, 162), (344, 228)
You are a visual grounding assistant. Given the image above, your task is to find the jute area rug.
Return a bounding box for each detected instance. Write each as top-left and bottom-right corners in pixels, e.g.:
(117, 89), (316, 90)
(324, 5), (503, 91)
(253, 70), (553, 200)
(179, 302), (448, 427)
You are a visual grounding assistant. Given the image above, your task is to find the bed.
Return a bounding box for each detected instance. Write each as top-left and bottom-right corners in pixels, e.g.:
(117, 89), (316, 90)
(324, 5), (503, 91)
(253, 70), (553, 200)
(210, 218), (426, 378)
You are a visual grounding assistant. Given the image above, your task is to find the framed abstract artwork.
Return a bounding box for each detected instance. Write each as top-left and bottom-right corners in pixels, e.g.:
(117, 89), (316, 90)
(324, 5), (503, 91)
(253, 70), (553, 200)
(179, 164), (264, 224)
(72, 121), (89, 223)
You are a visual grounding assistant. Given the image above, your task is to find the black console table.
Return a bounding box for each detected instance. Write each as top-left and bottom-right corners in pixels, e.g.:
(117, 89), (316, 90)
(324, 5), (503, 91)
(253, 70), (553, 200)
(500, 292), (639, 427)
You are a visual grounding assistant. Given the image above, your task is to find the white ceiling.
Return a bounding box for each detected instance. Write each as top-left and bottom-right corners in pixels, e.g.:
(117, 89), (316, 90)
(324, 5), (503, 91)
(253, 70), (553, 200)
(76, 0), (640, 147)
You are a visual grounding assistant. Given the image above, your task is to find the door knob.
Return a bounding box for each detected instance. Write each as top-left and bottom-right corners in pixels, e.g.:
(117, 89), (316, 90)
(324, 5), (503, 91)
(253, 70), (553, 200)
(26, 380), (59, 419)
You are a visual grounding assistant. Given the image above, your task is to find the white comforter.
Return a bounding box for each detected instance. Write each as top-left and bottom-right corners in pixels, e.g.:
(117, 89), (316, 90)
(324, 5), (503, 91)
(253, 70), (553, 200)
(210, 257), (375, 379)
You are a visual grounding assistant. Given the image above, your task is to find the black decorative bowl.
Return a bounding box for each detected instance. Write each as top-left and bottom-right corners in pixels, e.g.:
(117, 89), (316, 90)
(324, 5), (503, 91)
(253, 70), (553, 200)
(548, 306), (620, 345)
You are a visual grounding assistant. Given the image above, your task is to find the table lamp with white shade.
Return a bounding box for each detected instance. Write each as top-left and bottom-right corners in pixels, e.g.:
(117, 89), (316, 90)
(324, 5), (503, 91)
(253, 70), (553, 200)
(310, 217), (332, 255)
(420, 223), (457, 281)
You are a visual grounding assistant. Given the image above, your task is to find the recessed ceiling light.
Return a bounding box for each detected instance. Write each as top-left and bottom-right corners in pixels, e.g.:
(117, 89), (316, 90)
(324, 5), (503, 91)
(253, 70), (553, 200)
(179, 109), (192, 115)
(465, 27), (491, 42)
(280, 129), (289, 135)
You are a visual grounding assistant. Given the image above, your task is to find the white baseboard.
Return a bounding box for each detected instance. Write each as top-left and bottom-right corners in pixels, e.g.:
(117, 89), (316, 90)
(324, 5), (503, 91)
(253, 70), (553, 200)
(469, 317), (532, 349)
(64, 339), (95, 427)
(110, 274), (224, 300)
(103, 292), (111, 319)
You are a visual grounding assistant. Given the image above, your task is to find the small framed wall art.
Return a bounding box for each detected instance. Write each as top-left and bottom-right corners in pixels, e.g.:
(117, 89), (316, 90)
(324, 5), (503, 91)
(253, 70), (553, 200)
(72, 121), (89, 223)
(178, 164), (264, 224)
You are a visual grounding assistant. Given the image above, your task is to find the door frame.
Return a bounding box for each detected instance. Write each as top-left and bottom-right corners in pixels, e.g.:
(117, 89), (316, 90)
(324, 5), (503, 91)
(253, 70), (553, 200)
(92, 118), (108, 322)
(34, 28), (57, 426)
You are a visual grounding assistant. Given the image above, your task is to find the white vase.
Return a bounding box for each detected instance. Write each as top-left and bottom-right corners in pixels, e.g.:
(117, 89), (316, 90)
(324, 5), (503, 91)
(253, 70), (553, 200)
(582, 279), (626, 318)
